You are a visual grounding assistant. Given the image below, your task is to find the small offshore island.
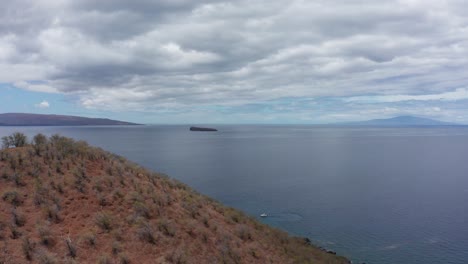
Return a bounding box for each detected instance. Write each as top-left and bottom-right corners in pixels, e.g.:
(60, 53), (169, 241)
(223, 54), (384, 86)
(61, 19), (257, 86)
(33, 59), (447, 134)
(190, 126), (218, 132)
(0, 133), (349, 263)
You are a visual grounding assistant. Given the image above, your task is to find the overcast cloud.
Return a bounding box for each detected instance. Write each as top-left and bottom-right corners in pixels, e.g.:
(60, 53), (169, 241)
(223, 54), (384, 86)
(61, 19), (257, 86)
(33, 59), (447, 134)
(1, 0), (468, 123)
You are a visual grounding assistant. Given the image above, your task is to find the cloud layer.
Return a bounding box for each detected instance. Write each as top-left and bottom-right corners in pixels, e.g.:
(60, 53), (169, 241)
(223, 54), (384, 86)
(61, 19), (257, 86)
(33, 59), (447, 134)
(35, 100), (50, 109)
(1, 0), (468, 122)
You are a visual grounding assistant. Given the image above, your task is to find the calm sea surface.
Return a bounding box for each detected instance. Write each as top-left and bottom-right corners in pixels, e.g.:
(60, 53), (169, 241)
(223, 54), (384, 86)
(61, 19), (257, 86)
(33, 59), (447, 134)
(1, 125), (467, 264)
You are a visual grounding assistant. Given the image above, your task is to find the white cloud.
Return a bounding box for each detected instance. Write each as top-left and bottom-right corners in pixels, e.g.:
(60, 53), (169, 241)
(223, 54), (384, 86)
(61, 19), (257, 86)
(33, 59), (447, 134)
(35, 100), (50, 108)
(0, 0), (467, 121)
(14, 81), (59, 93)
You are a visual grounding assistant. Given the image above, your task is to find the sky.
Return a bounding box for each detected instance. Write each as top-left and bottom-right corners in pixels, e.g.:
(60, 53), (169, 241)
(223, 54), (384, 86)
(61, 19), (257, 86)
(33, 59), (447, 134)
(1, 0), (468, 124)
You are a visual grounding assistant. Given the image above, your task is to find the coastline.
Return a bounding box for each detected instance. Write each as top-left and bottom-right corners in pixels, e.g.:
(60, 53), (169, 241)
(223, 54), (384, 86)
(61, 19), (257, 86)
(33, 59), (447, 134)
(0, 133), (350, 263)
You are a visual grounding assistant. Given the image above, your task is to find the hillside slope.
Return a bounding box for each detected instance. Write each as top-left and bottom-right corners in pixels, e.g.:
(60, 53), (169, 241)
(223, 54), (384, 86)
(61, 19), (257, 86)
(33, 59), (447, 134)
(0, 134), (349, 263)
(0, 113), (140, 126)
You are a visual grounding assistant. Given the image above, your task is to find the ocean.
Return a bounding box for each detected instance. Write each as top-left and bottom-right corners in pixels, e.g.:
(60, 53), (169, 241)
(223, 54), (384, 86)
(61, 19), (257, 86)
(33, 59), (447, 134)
(1, 125), (467, 264)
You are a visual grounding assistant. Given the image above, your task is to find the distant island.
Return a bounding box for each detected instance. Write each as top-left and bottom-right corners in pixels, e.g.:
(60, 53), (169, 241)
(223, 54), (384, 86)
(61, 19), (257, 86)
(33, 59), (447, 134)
(337, 115), (459, 126)
(190, 126), (218, 132)
(0, 113), (140, 126)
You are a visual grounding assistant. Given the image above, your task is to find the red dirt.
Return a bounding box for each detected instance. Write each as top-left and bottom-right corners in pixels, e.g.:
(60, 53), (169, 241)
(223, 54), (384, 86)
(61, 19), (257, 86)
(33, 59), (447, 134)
(0, 136), (350, 264)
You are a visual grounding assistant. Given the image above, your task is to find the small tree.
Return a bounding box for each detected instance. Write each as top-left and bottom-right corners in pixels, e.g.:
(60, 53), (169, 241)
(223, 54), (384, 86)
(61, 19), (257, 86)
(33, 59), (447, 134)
(1, 133), (28, 148)
(1, 136), (10, 149)
(10, 132), (27, 147)
(33, 133), (47, 146)
(33, 133), (48, 155)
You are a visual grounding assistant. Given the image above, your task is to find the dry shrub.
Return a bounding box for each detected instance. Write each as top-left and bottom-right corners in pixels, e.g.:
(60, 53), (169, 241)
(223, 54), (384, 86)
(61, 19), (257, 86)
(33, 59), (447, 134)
(98, 254), (111, 264)
(9, 225), (22, 239)
(137, 221), (158, 244)
(119, 253), (130, 264)
(36, 249), (58, 264)
(95, 212), (114, 232)
(166, 246), (188, 264)
(12, 208), (26, 227)
(2, 190), (23, 206)
(37, 223), (55, 247)
(43, 204), (61, 223)
(82, 231), (97, 247)
(133, 201), (151, 219)
(112, 241), (122, 255)
(158, 218), (176, 237)
(21, 236), (34, 260)
(65, 237), (77, 258)
(235, 225), (253, 241)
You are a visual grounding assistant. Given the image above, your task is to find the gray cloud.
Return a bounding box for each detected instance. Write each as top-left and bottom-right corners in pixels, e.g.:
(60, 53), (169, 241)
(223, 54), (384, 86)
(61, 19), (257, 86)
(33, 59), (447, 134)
(1, 0), (468, 121)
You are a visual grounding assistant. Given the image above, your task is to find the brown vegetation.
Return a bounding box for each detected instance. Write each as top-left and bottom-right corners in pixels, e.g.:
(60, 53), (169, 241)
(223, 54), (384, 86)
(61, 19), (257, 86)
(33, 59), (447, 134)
(0, 133), (349, 263)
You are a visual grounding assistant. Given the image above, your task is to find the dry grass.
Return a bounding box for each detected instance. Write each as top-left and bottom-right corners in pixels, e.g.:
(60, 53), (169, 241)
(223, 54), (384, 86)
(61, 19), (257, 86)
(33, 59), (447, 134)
(0, 133), (350, 263)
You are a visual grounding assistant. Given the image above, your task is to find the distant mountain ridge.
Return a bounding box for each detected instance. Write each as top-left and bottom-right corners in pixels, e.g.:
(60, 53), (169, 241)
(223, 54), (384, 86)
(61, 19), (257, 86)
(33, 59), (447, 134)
(338, 116), (459, 126)
(0, 113), (140, 126)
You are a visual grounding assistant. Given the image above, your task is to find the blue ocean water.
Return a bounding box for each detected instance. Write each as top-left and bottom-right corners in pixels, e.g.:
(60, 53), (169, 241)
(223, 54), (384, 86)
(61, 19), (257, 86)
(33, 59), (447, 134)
(1, 125), (467, 264)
